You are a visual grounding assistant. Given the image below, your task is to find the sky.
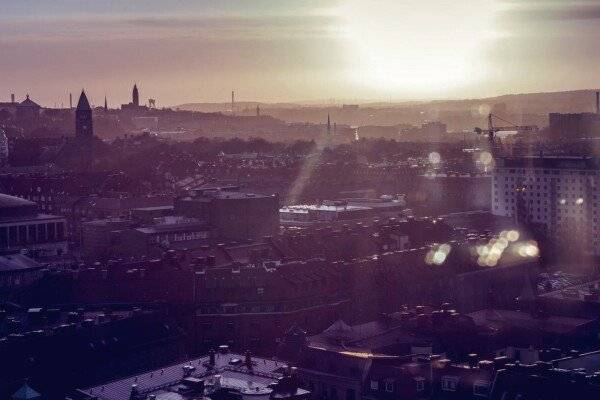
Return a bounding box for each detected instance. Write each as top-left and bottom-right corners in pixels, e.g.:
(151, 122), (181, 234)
(2, 0), (600, 106)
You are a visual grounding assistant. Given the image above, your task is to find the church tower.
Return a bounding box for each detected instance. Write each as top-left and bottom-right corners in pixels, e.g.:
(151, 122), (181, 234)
(132, 84), (139, 107)
(76, 90), (93, 138)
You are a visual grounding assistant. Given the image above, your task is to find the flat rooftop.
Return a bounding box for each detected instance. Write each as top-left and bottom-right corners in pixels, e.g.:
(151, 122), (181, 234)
(81, 352), (290, 400)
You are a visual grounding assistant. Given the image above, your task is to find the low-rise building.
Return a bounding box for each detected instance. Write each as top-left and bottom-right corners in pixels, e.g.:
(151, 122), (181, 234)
(0, 193), (67, 258)
(72, 348), (310, 400)
(280, 196), (405, 226)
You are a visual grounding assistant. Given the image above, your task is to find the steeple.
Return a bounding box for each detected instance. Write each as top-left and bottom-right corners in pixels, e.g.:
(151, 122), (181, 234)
(76, 90), (93, 137)
(327, 114), (331, 135)
(132, 84), (139, 107)
(76, 90), (91, 111)
(104, 95), (108, 111)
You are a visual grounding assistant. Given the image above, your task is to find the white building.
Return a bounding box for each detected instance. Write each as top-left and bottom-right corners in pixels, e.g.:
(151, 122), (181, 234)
(492, 156), (600, 254)
(280, 196), (406, 226)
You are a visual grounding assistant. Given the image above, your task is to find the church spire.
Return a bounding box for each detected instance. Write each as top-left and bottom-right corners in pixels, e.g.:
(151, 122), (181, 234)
(327, 114), (331, 135)
(76, 90), (93, 136)
(104, 95), (108, 111)
(76, 90), (91, 111)
(132, 83), (139, 107)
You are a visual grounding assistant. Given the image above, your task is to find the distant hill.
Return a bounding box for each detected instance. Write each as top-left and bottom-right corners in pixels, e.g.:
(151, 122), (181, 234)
(176, 89), (600, 130)
(177, 89), (600, 115)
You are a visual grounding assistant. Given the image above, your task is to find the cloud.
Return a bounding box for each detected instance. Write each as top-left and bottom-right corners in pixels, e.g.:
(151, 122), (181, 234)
(498, 1), (600, 22)
(0, 13), (341, 44)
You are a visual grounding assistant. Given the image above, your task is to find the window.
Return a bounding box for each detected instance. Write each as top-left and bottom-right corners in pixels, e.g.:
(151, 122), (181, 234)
(415, 377), (425, 392)
(370, 380), (378, 390)
(442, 376), (458, 391)
(385, 380), (394, 392)
(473, 380), (490, 397)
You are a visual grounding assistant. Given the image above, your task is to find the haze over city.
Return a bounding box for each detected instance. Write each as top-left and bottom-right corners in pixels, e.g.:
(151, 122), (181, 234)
(7, 1), (600, 400)
(3, 0), (600, 106)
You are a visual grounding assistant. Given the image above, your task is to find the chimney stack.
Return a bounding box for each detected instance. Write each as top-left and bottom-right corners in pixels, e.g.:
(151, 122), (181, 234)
(209, 348), (216, 366)
(231, 90), (235, 115)
(245, 350), (253, 369)
(596, 91), (599, 114)
(10, 94), (15, 103)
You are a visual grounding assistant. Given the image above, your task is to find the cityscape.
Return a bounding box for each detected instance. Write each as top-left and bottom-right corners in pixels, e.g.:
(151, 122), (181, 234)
(4, 1), (600, 399)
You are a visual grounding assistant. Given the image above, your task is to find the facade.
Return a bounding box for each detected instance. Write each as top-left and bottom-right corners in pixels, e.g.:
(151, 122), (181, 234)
(176, 188), (280, 241)
(0, 193), (68, 258)
(492, 156), (600, 255)
(81, 218), (134, 260)
(0, 253), (43, 295)
(116, 216), (210, 257)
(190, 257), (350, 353)
(549, 112), (600, 137)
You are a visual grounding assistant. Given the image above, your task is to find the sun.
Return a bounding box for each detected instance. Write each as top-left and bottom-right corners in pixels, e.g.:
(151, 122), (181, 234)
(339, 0), (498, 97)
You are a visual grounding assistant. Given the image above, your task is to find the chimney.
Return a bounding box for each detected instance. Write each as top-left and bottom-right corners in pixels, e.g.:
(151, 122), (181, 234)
(129, 384), (139, 400)
(596, 91), (599, 114)
(209, 348), (216, 366)
(245, 350), (253, 369)
(10, 94), (15, 103)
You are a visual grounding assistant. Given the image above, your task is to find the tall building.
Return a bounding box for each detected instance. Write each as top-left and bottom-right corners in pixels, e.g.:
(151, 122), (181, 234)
(75, 90), (93, 138)
(132, 83), (139, 107)
(492, 156), (600, 255)
(121, 84), (147, 111)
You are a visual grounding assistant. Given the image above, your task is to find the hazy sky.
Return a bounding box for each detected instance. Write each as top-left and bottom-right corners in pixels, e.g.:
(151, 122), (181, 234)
(2, 0), (600, 106)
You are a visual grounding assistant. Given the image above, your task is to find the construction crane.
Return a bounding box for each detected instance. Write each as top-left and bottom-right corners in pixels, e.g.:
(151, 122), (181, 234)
(474, 113), (538, 149)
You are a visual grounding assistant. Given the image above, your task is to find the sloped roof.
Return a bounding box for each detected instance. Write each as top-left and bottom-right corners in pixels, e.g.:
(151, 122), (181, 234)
(19, 95), (40, 108)
(0, 193), (36, 208)
(0, 253), (41, 272)
(12, 384), (41, 400)
(323, 319), (355, 339)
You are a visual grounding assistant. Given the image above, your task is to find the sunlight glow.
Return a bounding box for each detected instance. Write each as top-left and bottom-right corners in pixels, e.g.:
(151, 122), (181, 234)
(340, 0), (498, 96)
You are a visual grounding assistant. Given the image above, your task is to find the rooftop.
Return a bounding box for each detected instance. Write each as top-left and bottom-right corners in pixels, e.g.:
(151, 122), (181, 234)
(495, 156), (600, 170)
(80, 351), (293, 400)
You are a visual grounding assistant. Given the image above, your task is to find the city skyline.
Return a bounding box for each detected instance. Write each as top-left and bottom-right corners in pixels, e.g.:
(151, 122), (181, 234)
(3, 0), (600, 106)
